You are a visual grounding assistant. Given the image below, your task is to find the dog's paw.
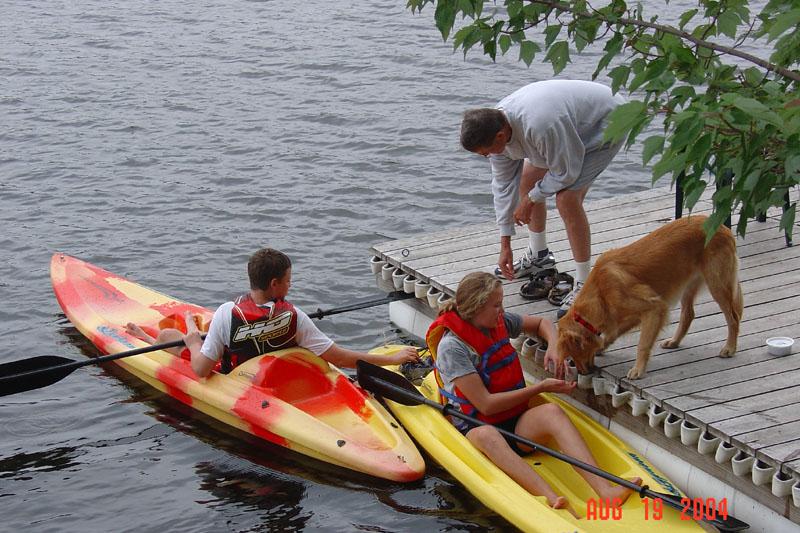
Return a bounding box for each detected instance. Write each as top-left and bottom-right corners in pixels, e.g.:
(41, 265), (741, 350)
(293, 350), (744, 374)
(718, 346), (736, 358)
(660, 339), (680, 349)
(626, 366), (647, 380)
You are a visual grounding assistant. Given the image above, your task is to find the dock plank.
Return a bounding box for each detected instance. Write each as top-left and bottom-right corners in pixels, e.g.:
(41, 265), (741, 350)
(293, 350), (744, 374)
(711, 403), (800, 438)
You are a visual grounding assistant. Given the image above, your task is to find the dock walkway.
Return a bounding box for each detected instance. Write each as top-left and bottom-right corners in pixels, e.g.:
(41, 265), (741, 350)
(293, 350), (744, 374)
(370, 186), (799, 524)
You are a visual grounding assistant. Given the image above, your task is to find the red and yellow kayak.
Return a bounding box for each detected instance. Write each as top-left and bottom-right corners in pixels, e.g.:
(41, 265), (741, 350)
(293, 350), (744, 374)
(50, 254), (424, 482)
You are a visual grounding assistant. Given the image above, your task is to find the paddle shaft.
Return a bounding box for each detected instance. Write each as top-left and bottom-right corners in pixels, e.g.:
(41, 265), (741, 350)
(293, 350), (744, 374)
(307, 291), (414, 320)
(0, 335), (204, 387)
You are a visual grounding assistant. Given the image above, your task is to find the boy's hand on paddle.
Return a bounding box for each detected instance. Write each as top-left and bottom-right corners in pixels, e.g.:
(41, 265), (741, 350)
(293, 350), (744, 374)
(183, 311), (203, 351)
(388, 346), (421, 365)
(540, 378), (576, 394)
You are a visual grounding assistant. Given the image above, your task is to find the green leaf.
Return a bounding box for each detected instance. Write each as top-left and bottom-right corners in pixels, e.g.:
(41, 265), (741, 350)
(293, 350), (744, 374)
(742, 67), (765, 87)
(608, 65), (630, 93)
(574, 31), (588, 53)
(670, 114), (703, 152)
(683, 179), (707, 211)
(768, 9), (800, 42)
(453, 25), (481, 54)
(545, 41), (570, 74)
(652, 151), (688, 182)
(717, 10), (740, 39)
(679, 9), (697, 30)
(687, 132), (713, 163)
(544, 25), (561, 48)
(642, 135), (665, 165)
(499, 34), (512, 54)
(779, 203), (796, 238)
(483, 38), (497, 60)
(704, 207), (732, 245)
(594, 33), (623, 78)
(731, 97), (784, 128)
(519, 40), (540, 66)
(644, 58), (670, 82)
(672, 46), (696, 65)
(457, 0), (475, 17)
(786, 153), (800, 180)
(741, 169), (762, 194)
(507, 0), (523, 19)
(604, 101), (648, 143)
(434, 1), (457, 41)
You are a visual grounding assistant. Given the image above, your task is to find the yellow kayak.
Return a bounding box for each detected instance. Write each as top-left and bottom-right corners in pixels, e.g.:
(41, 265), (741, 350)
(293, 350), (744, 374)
(367, 346), (705, 532)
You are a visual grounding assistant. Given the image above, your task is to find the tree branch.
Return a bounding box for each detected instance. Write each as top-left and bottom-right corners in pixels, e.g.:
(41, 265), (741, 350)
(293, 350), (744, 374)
(527, 0), (800, 83)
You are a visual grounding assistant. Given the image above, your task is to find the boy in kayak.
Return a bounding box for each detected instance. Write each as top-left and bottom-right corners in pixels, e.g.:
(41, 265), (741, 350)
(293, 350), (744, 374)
(427, 271), (640, 512)
(125, 247), (420, 377)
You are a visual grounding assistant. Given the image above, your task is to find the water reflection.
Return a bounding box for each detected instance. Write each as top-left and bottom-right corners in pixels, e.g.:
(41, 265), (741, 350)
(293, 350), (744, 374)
(194, 458), (311, 532)
(0, 446), (84, 482)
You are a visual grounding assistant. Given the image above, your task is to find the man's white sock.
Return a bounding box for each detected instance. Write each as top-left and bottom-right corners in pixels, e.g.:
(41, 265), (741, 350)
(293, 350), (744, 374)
(528, 231), (548, 256)
(575, 260), (591, 284)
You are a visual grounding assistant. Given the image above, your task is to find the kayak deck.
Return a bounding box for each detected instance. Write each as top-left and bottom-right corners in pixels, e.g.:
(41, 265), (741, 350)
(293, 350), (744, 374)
(50, 253), (424, 482)
(368, 347), (704, 532)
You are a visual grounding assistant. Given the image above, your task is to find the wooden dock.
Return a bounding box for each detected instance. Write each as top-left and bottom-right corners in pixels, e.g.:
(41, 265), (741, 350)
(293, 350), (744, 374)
(370, 186), (799, 524)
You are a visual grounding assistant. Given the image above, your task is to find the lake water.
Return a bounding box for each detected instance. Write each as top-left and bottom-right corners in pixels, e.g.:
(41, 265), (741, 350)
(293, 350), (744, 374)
(1, 1), (657, 531)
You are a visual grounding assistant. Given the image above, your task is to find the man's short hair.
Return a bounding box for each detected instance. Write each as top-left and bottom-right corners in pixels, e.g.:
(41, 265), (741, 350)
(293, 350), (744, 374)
(460, 108), (507, 152)
(248, 248), (291, 290)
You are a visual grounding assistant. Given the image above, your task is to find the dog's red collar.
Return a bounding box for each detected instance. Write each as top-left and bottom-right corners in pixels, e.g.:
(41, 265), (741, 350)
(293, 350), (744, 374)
(573, 311), (601, 336)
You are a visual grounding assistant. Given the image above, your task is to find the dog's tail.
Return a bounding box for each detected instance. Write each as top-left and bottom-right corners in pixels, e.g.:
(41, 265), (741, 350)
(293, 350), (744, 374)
(704, 226), (744, 324)
(731, 250), (744, 324)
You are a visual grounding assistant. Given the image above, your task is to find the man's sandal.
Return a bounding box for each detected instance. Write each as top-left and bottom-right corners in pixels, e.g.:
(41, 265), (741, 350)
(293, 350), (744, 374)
(520, 268), (559, 300)
(547, 272), (575, 306)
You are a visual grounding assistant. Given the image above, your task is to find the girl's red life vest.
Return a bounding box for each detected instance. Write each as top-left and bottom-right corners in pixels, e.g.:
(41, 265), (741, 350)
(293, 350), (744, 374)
(223, 294), (299, 373)
(426, 310), (527, 424)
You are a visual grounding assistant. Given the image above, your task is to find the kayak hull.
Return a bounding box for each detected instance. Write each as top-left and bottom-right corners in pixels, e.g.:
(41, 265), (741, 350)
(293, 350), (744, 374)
(50, 254), (424, 482)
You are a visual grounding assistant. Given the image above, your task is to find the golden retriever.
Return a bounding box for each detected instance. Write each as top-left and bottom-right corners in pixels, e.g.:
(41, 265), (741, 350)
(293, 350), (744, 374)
(556, 215), (743, 379)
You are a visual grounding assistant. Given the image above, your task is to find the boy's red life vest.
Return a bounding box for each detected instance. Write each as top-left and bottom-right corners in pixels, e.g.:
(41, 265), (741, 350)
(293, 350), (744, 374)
(426, 310), (527, 424)
(223, 294), (298, 373)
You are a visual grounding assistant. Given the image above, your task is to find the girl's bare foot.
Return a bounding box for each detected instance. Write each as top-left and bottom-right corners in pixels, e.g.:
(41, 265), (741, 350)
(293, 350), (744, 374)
(547, 496), (580, 518)
(600, 477), (643, 504)
(125, 322), (155, 344)
(548, 495), (568, 509)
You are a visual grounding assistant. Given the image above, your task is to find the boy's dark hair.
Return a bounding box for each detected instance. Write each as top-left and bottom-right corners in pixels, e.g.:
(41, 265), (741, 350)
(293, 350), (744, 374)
(460, 108), (508, 152)
(248, 248), (291, 290)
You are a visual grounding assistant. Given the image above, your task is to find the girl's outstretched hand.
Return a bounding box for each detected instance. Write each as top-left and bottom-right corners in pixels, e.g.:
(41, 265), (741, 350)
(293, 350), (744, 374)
(539, 378), (576, 395)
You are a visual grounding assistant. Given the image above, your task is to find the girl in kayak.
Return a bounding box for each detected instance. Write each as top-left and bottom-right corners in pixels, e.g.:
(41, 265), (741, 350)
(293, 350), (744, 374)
(426, 271), (641, 512)
(126, 247), (419, 377)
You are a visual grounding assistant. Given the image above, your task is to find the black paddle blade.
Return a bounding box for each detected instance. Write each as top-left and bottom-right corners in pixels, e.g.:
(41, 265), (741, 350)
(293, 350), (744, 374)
(652, 491), (750, 532)
(356, 360), (425, 406)
(0, 356), (78, 397)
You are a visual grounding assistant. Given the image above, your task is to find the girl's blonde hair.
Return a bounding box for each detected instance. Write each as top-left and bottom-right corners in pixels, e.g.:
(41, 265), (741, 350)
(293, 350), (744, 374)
(439, 272), (502, 320)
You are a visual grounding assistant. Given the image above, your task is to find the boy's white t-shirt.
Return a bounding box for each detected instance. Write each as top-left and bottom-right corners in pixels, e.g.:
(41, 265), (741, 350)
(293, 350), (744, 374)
(199, 301), (334, 362)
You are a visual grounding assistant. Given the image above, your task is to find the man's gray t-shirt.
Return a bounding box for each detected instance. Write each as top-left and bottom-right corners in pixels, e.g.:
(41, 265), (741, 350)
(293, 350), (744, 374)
(435, 312), (523, 430)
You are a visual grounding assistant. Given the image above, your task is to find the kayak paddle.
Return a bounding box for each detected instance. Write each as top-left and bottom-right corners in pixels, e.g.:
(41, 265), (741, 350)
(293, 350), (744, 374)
(307, 290), (414, 320)
(0, 291), (416, 398)
(0, 336), (203, 398)
(355, 360), (750, 533)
